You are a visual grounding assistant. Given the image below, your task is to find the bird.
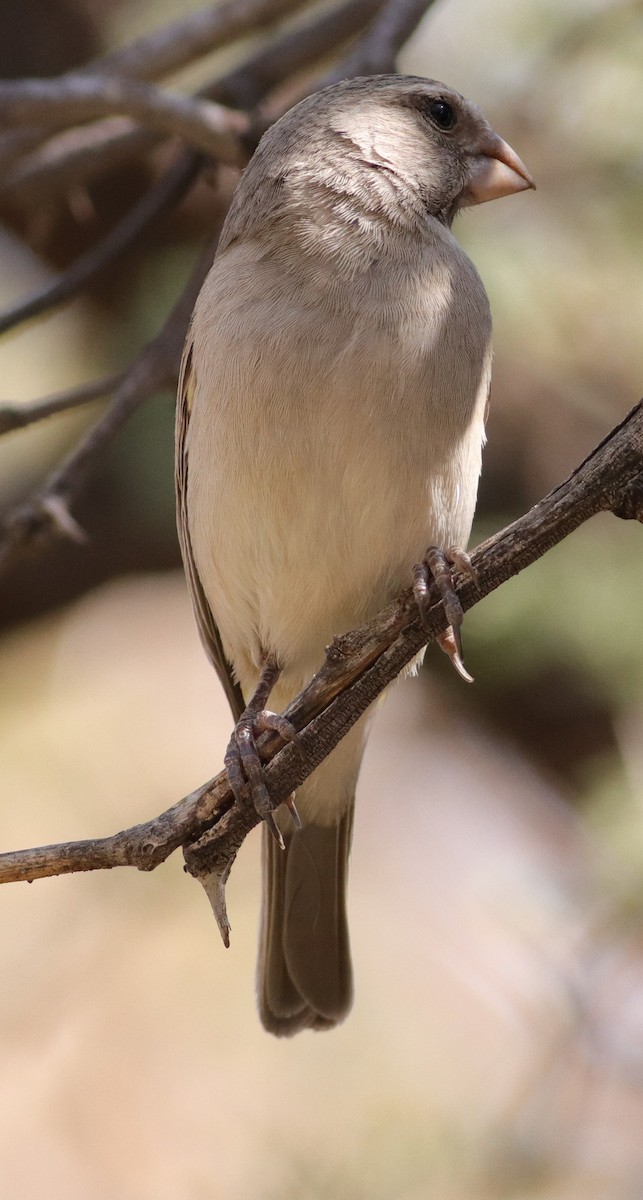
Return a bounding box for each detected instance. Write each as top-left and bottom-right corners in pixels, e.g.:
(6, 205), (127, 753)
(175, 74), (533, 1036)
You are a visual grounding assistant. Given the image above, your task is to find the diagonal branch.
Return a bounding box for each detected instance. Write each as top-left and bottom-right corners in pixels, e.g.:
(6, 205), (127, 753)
(1, 0), (390, 204)
(0, 373), (124, 435)
(0, 151), (200, 336)
(0, 0), (309, 172)
(0, 402), (640, 910)
(93, 0), (311, 84)
(212, 0), (387, 109)
(329, 0), (439, 79)
(0, 236), (219, 572)
(0, 0), (436, 561)
(0, 0), (393, 334)
(0, 76), (248, 164)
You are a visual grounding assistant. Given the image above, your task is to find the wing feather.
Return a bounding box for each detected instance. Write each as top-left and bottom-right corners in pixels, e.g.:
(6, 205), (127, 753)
(175, 335), (245, 721)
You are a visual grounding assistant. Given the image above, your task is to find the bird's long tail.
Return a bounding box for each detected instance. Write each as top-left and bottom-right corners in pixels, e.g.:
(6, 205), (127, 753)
(258, 804), (354, 1035)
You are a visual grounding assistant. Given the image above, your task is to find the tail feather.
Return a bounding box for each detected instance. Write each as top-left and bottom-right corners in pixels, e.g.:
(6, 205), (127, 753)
(258, 805), (354, 1036)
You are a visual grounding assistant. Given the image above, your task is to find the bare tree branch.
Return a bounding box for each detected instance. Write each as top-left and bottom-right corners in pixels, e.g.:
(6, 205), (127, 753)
(328, 0), (439, 80)
(0, 403), (640, 912)
(0, 373), (124, 435)
(0, 0), (310, 173)
(0, 77), (248, 164)
(0, 118), (158, 201)
(0, 0), (435, 559)
(0, 237), (219, 572)
(2, 0), (388, 205)
(0, 0), (401, 340)
(0, 151), (199, 336)
(94, 0), (311, 83)
(212, 0), (387, 109)
(0, 0), (428, 333)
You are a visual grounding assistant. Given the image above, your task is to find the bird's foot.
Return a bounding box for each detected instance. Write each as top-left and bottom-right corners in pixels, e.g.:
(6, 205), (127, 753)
(412, 545), (479, 683)
(224, 708), (304, 848)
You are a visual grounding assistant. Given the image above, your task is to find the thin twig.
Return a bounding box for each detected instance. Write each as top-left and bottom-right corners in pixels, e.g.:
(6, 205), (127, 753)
(0, 76), (248, 164)
(0, 0), (309, 173)
(0, 151), (200, 336)
(0, 118), (161, 203)
(0, 374), (124, 436)
(0, 0), (418, 565)
(0, 402), (640, 890)
(0, 3), (402, 349)
(93, 0), (310, 83)
(329, 0), (439, 79)
(211, 0), (387, 108)
(0, 3), (388, 338)
(0, 237), (218, 573)
(2, 0), (390, 204)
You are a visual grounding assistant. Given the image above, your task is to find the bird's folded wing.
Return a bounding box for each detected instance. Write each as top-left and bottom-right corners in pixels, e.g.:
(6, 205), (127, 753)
(175, 336), (245, 721)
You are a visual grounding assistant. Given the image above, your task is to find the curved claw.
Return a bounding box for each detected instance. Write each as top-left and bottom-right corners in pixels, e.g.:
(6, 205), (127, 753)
(438, 629), (474, 684)
(446, 545), (480, 589)
(412, 561), (430, 622)
(263, 812), (286, 850)
(424, 547), (465, 643)
(414, 545), (475, 682)
(284, 793), (303, 830)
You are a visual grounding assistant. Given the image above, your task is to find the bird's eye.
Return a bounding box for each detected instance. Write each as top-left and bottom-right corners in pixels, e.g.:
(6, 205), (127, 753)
(426, 99), (456, 130)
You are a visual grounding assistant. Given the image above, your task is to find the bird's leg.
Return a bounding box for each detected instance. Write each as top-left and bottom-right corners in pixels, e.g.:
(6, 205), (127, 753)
(412, 546), (479, 684)
(224, 659), (304, 847)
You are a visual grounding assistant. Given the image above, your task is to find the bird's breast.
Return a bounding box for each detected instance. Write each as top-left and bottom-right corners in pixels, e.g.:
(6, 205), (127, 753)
(186, 234), (491, 692)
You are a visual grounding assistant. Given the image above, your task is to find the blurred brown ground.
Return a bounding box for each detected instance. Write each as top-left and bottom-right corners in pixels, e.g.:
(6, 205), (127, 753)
(3, 574), (643, 1199)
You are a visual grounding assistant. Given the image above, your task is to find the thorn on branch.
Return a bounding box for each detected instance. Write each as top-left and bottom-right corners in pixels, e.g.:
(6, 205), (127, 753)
(183, 800), (254, 946)
(0, 498), (83, 577)
(0, 490), (85, 563)
(40, 495), (87, 543)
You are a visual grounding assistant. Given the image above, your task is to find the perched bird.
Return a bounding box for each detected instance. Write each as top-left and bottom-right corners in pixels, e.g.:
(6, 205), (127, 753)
(176, 75), (533, 1035)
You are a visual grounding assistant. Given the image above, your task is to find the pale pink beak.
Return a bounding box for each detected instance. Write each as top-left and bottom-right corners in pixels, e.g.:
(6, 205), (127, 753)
(462, 133), (535, 206)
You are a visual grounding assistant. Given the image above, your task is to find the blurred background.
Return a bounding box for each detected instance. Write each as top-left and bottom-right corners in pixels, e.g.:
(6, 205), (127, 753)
(0, 0), (642, 1197)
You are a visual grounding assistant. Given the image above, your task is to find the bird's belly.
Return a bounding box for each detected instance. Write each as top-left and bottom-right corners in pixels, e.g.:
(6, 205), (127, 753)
(187, 396), (482, 698)
(186, 240), (490, 698)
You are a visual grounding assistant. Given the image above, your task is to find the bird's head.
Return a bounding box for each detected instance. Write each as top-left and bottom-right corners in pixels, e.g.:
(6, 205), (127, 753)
(308, 75), (534, 225)
(221, 75), (534, 252)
